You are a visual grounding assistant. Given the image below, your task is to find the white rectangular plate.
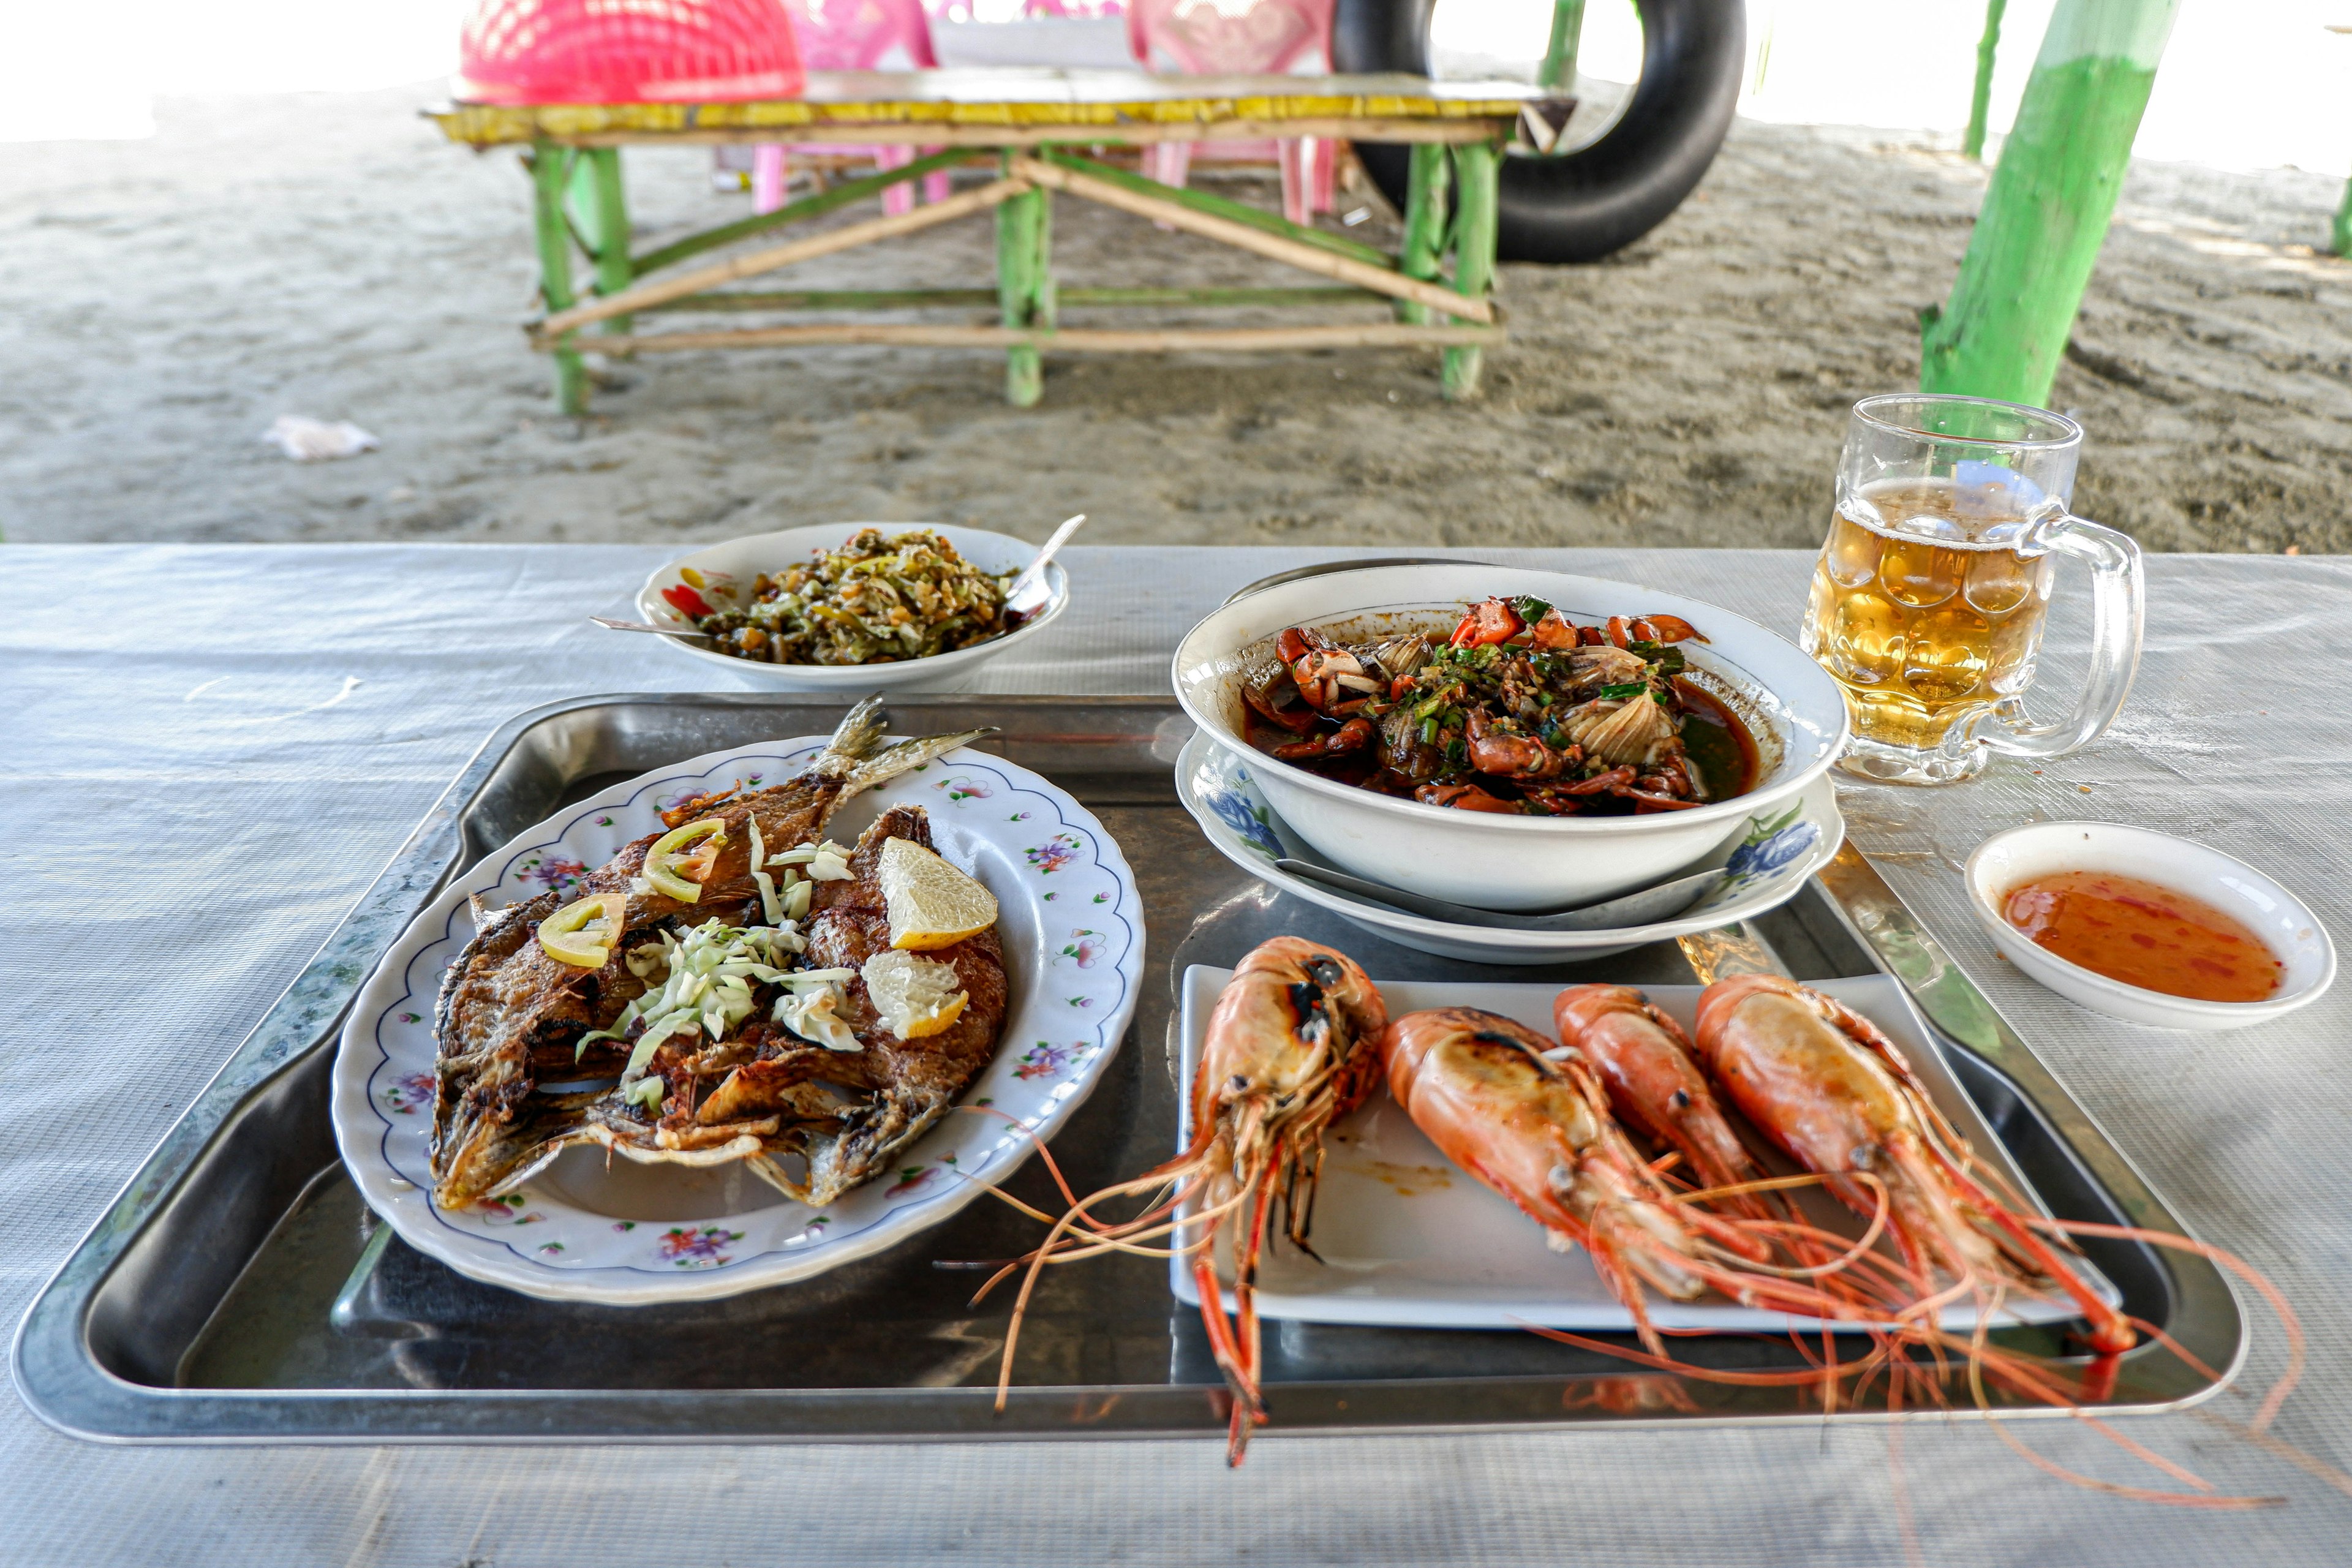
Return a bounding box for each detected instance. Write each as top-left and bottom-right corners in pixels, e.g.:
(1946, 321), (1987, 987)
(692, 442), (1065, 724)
(1171, 970), (2114, 1335)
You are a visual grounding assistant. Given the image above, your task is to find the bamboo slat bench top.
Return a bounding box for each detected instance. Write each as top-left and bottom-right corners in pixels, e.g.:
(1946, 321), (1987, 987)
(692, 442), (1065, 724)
(431, 69), (1533, 147)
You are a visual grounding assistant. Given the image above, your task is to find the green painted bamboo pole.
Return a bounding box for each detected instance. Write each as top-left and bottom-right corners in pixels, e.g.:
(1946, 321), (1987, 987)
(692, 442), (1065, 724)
(1921, 0), (2177, 407)
(1540, 0), (1588, 92)
(2333, 175), (2352, 257)
(629, 148), (974, 277)
(1442, 141), (1500, 400)
(1038, 148), (1393, 269)
(997, 153), (1049, 406)
(528, 140), (587, 413)
(643, 285), (1384, 311)
(584, 148), (634, 335)
(1962, 0), (2009, 161)
(1395, 143), (1451, 326)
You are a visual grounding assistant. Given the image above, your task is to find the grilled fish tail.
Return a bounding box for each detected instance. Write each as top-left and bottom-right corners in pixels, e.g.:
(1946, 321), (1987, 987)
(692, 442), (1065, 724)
(812, 695), (892, 780)
(846, 728), (996, 796)
(813, 695), (995, 796)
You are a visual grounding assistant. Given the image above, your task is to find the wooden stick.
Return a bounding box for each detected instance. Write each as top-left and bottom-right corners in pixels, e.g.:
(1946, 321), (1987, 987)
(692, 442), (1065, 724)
(538, 118), (1511, 150)
(534, 177), (1034, 339)
(1038, 148), (1392, 270)
(631, 147), (978, 277)
(641, 284), (1385, 312)
(562, 322), (1503, 353)
(1008, 156), (1493, 324)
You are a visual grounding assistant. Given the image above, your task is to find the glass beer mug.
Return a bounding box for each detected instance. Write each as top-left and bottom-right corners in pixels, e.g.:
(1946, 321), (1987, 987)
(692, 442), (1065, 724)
(1801, 394), (2144, 785)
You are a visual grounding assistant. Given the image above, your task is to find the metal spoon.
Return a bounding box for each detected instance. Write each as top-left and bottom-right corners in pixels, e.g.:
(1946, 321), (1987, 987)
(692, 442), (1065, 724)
(591, 615), (714, 639)
(1003, 513), (1086, 616)
(1274, 859), (1732, 933)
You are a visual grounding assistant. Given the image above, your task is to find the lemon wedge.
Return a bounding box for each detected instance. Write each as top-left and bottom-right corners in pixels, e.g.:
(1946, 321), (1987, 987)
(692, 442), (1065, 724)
(862, 950), (970, 1038)
(877, 837), (998, 951)
(538, 892), (627, 968)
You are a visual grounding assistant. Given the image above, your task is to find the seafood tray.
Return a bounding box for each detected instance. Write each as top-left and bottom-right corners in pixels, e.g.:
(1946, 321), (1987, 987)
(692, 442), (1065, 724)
(15, 695), (2241, 1442)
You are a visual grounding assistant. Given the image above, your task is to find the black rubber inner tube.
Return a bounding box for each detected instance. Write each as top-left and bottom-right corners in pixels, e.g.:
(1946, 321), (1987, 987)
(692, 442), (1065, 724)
(1333, 0), (1745, 264)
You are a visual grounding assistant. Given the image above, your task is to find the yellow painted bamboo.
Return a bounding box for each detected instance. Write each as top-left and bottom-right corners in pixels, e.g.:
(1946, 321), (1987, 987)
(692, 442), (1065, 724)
(533, 178), (1034, 339)
(540, 118), (1508, 149)
(1008, 156), (1493, 324)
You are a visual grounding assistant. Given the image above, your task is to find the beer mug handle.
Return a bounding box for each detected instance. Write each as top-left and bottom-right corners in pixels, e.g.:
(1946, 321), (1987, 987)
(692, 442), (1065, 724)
(1978, 515), (2145, 761)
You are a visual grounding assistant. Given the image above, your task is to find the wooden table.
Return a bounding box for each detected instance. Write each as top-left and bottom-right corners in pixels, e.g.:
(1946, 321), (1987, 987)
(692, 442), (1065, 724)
(431, 70), (1531, 412)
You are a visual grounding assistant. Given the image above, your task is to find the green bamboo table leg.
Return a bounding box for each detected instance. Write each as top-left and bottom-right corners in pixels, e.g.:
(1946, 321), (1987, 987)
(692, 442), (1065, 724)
(1962, 0), (2009, 160)
(529, 139), (587, 414)
(1442, 140), (1500, 400)
(1540, 0), (1588, 92)
(1396, 142), (1451, 326)
(582, 148), (633, 337)
(1922, 0), (2179, 406)
(996, 151), (1050, 406)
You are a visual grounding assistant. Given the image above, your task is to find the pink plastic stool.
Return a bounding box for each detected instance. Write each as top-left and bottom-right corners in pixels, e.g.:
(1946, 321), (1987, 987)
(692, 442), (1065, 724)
(753, 0), (948, 215)
(1129, 0), (1335, 224)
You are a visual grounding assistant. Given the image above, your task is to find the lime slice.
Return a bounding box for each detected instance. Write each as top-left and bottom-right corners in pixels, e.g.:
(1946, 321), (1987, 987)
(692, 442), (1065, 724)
(862, 949), (970, 1038)
(877, 837), (998, 951)
(538, 892), (627, 968)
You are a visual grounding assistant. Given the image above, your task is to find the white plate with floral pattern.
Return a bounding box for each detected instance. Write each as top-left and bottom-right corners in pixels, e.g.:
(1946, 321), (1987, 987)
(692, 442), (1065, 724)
(332, 736), (1144, 1305)
(1175, 728), (1841, 965)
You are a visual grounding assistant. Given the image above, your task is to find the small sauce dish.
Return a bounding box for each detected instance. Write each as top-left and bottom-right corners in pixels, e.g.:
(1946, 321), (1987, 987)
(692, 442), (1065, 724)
(1964, 821), (2334, 1031)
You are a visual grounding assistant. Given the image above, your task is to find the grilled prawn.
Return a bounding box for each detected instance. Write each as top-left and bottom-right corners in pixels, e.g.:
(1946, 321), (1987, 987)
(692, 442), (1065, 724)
(1692, 974), (2135, 1353)
(989, 937), (1388, 1463)
(1553, 985), (1779, 1243)
(1381, 1008), (1858, 1352)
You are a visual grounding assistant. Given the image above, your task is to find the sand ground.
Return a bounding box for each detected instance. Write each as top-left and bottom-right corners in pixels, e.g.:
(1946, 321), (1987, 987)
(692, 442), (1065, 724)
(6, 85), (2351, 551)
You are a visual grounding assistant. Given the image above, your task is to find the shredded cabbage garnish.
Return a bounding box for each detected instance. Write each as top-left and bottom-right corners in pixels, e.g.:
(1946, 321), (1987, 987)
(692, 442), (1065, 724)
(753, 869), (783, 925)
(769, 839), (853, 881)
(774, 968), (861, 1052)
(579, 918), (805, 1072)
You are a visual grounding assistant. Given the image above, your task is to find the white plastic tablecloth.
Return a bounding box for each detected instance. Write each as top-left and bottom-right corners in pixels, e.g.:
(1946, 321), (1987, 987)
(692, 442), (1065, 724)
(4, 543), (2350, 1566)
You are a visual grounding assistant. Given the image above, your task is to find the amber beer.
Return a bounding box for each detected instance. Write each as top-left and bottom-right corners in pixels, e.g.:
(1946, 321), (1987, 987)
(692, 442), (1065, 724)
(1809, 395), (2141, 785)
(1799, 478), (2054, 754)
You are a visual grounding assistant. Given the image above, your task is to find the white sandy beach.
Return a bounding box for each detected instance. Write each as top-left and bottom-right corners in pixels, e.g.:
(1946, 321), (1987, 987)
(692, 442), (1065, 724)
(4, 79), (2351, 552)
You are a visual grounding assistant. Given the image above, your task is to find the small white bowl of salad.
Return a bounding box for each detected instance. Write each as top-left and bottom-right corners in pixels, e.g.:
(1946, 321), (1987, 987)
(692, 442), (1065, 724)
(635, 524), (1071, 692)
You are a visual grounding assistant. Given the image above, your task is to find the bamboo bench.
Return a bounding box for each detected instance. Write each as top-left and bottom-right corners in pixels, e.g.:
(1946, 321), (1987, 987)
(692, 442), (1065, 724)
(430, 70), (1531, 412)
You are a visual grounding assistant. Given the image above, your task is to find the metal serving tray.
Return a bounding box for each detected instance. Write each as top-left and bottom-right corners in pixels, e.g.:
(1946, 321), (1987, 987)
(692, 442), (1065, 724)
(15, 695), (2241, 1443)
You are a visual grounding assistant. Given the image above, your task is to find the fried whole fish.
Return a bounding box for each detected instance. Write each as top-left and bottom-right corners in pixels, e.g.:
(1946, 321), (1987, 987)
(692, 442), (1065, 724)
(580, 802), (1009, 1207)
(429, 696), (989, 1208)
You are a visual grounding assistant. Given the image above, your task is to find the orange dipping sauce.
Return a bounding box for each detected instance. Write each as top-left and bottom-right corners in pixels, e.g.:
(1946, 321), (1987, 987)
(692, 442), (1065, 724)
(2003, 870), (2282, 1003)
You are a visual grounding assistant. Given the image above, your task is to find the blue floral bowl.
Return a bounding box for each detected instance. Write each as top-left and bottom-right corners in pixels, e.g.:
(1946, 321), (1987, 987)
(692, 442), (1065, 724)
(1177, 730), (1843, 966)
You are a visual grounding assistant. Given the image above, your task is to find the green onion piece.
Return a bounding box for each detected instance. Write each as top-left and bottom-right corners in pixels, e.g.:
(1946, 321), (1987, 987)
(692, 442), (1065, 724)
(1597, 682), (1651, 701)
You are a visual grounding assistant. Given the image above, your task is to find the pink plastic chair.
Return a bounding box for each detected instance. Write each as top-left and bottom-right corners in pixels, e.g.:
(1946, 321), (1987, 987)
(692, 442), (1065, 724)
(1128, 0), (1335, 225)
(752, 0), (948, 216)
